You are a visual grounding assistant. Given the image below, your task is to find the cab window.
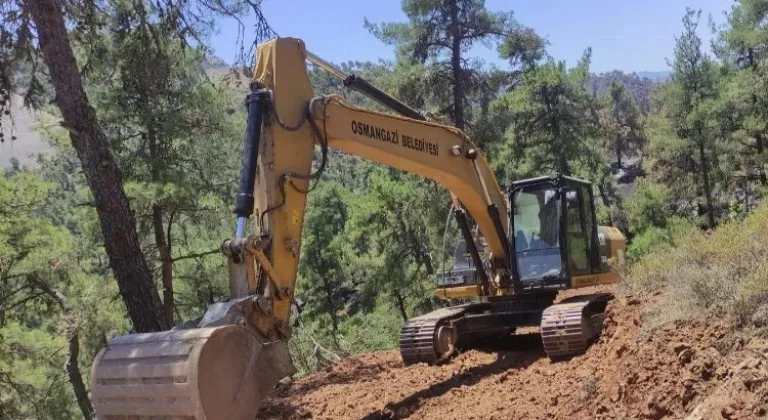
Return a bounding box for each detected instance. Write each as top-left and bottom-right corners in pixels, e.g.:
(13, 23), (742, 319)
(565, 189), (590, 275)
(512, 186), (563, 282)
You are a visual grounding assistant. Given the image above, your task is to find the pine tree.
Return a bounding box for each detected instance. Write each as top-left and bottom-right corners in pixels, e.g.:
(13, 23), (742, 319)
(85, 10), (244, 324)
(0, 0), (276, 333)
(667, 9), (719, 228)
(0, 171), (95, 419)
(366, 0), (544, 130)
(298, 183), (352, 344)
(491, 50), (600, 178)
(600, 80), (646, 168)
(714, 0), (768, 184)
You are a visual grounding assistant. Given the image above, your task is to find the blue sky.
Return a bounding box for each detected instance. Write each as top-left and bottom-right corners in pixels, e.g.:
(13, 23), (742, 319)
(210, 0), (731, 73)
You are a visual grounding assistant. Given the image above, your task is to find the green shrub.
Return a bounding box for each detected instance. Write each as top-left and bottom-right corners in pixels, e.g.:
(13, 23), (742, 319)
(623, 201), (768, 333)
(626, 180), (672, 233)
(288, 299), (403, 377)
(338, 303), (402, 353)
(627, 216), (696, 261)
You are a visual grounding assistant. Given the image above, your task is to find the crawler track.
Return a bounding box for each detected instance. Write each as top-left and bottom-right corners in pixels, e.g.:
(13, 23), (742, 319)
(400, 307), (466, 365)
(540, 293), (612, 359)
(400, 293), (612, 364)
(400, 319), (442, 365)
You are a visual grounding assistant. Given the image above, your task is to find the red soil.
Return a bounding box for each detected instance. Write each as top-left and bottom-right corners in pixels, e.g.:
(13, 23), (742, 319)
(261, 287), (768, 419)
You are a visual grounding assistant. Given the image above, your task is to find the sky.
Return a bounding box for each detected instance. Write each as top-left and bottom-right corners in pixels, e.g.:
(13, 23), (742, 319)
(210, 0), (732, 74)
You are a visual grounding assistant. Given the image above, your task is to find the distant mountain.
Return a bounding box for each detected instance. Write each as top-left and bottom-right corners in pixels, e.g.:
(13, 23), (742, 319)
(587, 71), (662, 112)
(635, 71), (672, 81)
(200, 53), (230, 70)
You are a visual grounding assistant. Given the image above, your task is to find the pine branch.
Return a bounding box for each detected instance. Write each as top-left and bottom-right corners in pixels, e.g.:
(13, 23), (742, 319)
(171, 248), (220, 262)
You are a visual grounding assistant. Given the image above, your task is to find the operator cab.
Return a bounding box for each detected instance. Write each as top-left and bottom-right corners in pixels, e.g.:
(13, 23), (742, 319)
(438, 174), (602, 293)
(510, 174), (600, 291)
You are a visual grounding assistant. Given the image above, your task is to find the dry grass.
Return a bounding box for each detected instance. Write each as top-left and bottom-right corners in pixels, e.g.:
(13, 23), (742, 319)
(621, 201), (768, 334)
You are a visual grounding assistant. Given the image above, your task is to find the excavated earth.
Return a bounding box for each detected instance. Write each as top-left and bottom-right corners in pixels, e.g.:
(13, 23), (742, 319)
(260, 286), (768, 419)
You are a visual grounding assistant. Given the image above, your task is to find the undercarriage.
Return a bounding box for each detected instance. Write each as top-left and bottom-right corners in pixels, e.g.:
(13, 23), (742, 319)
(400, 292), (613, 364)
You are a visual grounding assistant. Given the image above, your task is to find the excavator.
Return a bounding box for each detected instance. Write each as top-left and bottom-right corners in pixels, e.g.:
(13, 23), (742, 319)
(89, 38), (626, 419)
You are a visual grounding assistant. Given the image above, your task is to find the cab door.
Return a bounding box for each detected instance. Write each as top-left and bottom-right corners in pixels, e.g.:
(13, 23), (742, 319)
(564, 189), (591, 276)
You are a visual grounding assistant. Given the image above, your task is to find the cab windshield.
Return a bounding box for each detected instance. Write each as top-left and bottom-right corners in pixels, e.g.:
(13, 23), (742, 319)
(512, 186), (563, 282)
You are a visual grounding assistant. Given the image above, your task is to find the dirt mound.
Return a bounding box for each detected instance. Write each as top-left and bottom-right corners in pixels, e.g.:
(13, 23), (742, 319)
(261, 290), (768, 419)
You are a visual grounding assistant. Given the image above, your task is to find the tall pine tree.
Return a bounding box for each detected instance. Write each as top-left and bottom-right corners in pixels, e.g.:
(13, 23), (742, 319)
(649, 9), (720, 227)
(714, 0), (768, 184)
(491, 50), (600, 178)
(600, 80), (646, 168)
(366, 0), (544, 130)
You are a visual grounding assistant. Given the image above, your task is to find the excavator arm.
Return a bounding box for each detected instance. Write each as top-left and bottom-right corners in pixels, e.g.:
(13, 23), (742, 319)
(90, 37), (514, 420)
(315, 95), (508, 257)
(247, 37), (515, 330)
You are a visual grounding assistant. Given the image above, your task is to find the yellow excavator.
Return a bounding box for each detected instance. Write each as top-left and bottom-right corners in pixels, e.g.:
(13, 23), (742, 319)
(89, 38), (626, 419)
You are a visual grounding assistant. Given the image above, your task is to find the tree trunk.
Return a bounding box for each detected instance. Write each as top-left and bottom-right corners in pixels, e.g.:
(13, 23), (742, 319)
(419, 243), (434, 275)
(152, 206), (174, 325)
(28, 274), (93, 420)
(597, 181), (611, 207)
(743, 178), (750, 213)
(449, 0), (464, 130)
(398, 218), (434, 275)
(748, 47), (765, 185)
(392, 289), (408, 321)
(544, 90), (569, 175)
(147, 123), (174, 325)
(26, 0), (169, 332)
(554, 127), (569, 175)
(321, 277), (340, 347)
(756, 132), (766, 185)
(615, 136), (622, 169)
(66, 331), (93, 420)
(697, 132), (716, 228)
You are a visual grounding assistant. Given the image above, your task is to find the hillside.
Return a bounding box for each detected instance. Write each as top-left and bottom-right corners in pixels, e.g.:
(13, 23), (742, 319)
(260, 206), (768, 420)
(587, 71), (659, 112)
(261, 290), (767, 419)
(0, 61), (663, 172)
(636, 71), (672, 81)
(0, 63), (241, 171)
(0, 95), (49, 169)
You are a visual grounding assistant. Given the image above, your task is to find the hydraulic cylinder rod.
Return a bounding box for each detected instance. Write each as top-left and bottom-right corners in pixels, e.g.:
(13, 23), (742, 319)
(305, 50), (425, 121)
(234, 83), (269, 238)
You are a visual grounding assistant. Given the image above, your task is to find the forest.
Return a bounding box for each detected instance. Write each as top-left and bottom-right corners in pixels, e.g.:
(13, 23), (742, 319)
(0, 0), (767, 418)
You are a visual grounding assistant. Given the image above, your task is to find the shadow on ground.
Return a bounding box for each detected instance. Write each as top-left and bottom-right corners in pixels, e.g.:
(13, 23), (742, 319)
(259, 332), (546, 420)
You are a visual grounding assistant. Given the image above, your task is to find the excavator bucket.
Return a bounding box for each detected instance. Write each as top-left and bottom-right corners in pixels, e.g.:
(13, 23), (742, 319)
(90, 325), (294, 420)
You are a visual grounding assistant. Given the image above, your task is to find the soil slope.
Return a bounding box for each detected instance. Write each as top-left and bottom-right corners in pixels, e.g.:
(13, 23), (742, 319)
(261, 288), (768, 420)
